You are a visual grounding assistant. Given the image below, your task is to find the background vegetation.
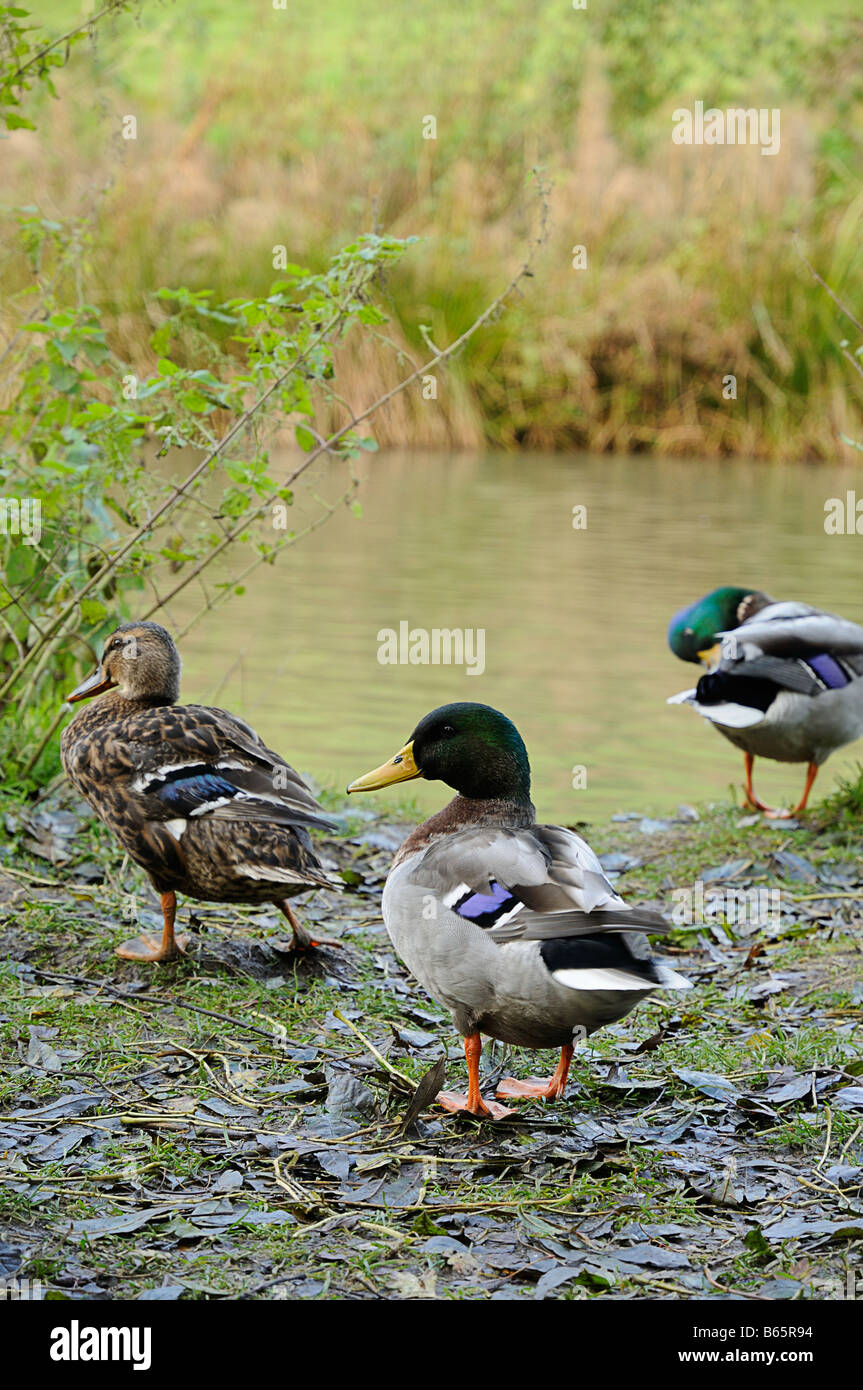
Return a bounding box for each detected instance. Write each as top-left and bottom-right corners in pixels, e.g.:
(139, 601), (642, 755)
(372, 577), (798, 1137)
(3, 0), (863, 457)
(0, 1), (540, 784)
(1, 4), (863, 1307)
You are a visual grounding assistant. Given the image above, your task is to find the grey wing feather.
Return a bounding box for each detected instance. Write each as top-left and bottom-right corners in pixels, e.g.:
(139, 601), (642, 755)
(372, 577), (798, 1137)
(414, 824), (622, 914)
(191, 705), (330, 814)
(722, 603), (863, 658)
(487, 905), (670, 943)
(411, 823), (671, 944)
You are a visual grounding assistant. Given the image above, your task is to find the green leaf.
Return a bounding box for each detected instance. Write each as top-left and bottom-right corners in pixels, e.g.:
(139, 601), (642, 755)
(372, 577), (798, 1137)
(294, 425), (316, 452)
(150, 322), (172, 355)
(4, 113), (36, 131)
(179, 389), (213, 413)
(743, 1226), (771, 1260)
(82, 339), (110, 366)
(79, 598), (108, 624)
(357, 305), (387, 326)
(47, 364), (79, 392)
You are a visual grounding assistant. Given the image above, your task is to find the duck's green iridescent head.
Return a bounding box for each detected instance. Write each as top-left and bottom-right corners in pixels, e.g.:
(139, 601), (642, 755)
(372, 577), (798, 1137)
(347, 701), (532, 803)
(668, 586), (757, 665)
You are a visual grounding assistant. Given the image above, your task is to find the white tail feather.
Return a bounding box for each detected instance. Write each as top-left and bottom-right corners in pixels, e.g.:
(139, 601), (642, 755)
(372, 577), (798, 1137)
(551, 967), (658, 992)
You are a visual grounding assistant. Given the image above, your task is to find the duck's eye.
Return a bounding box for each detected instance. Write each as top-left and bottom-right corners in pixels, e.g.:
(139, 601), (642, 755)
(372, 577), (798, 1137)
(441, 725), (455, 737)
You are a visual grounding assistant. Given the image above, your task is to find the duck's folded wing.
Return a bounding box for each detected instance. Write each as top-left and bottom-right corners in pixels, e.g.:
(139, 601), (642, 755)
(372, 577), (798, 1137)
(136, 767), (335, 830)
(119, 706), (335, 830)
(724, 603), (863, 659)
(411, 824), (669, 940)
(687, 641), (862, 726)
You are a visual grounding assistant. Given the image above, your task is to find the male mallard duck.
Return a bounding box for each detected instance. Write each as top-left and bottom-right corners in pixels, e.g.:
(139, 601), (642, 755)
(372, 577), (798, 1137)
(668, 586), (863, 817)
(347, 702), (690, 1118)
(61, 622), (337, 962)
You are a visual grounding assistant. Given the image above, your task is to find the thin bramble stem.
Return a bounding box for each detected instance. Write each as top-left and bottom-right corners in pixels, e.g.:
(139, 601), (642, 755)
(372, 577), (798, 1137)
(2, 2), (129, 88)
(0, 273), (369, 702)
(141, 226), (544, 621)
(794, 235), (863, 338)
(3, 178), (547, 740)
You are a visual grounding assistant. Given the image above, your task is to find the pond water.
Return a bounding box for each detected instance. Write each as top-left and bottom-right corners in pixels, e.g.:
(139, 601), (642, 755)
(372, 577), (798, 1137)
(174, 451), (863, 823)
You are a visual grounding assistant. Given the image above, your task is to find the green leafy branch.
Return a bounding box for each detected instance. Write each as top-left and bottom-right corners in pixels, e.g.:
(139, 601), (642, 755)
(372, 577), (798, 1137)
(0, 2), (138, 132)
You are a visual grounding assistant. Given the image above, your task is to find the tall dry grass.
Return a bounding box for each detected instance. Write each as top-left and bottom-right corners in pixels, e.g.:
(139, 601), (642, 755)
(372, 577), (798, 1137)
(3, 0), (863, 457)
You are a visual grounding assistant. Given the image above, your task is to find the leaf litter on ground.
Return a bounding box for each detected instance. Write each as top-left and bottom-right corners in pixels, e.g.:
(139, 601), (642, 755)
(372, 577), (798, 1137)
(0, 794), (862, 1299)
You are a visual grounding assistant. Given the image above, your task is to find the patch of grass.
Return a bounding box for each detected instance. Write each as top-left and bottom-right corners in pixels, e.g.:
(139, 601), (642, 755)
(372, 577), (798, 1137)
(2, 783), (862, 1298)
(814, 763), (863, 829)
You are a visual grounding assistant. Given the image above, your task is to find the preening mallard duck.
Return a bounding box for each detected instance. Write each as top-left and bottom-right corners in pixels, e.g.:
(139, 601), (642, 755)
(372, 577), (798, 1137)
(668, 586), (863, 817)
(61, 622), (337, 962)
(347, 702), (690, 1118)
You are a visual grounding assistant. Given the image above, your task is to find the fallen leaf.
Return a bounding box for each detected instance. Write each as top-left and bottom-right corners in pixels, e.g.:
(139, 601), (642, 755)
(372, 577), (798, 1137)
(387, 1270), (438, 1299)
(402, 1057), (447, 1130)
(673, 1068), (741, 1103)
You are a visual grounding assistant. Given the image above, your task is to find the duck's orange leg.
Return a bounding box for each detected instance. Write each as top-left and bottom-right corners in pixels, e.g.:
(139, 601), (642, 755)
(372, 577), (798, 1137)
(497, 1043), (574, 1101)
(437, 1033), (514, 1119)
(743, 752), (774, 813)
(116, 891), (189, 963)
(278, 899), (342, 951)
(764, 761), (819, 820)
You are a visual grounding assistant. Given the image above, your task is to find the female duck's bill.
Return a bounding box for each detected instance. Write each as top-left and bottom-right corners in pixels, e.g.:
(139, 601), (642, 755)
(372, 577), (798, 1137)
(66, 668), (118, 702)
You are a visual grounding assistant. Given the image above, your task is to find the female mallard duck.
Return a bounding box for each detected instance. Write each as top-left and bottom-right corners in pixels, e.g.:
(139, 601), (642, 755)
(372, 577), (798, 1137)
(667, 586), (863, 817)
(347, 702), (690, 1118)
(61, 622), (336, 963)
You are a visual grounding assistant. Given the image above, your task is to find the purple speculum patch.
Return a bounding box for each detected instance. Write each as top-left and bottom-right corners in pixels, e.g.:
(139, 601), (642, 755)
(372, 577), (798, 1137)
(455, 879), (514, 920)
(807, 653), (849, 689)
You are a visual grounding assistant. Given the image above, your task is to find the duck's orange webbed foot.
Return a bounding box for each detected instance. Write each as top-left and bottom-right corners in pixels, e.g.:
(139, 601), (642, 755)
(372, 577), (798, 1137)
(436, 1032), (515, 1119)
(279, 900), (342, 951)
(497, 1044), (573, 1103)
(116, 892), (188, 963)
(763, 762), (819, 820)
(115, 933), (190, 963)
(742, 752), (774, 813)
(436, 1089), (514, 1120)
(496, 1076), (564, 1100)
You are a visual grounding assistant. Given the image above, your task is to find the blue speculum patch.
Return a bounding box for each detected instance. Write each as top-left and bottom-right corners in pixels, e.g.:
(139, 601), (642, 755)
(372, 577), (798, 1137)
(806, 653), (849, 690)
(454, 879), (516, 926)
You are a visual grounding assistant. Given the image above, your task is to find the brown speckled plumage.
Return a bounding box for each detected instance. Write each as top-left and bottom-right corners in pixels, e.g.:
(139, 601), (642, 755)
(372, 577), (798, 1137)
(60, 624), (335, 949)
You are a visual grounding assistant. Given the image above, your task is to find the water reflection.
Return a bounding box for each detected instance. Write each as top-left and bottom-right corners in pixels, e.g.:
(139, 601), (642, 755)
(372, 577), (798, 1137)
(172, 452), (863, 821)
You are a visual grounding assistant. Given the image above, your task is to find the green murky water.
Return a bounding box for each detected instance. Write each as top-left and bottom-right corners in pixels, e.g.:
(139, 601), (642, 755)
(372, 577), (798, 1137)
(173, 452), (863, 822)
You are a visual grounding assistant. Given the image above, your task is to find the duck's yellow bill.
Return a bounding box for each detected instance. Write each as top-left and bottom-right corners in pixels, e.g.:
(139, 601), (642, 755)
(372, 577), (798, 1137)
(697, 643), (722, 667)
(346, 741), (421, 793)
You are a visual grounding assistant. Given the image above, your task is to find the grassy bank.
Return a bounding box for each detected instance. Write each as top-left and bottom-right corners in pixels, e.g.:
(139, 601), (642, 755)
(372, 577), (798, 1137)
(1, 780), (861, 1300)
(3, 0), (863, 456)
